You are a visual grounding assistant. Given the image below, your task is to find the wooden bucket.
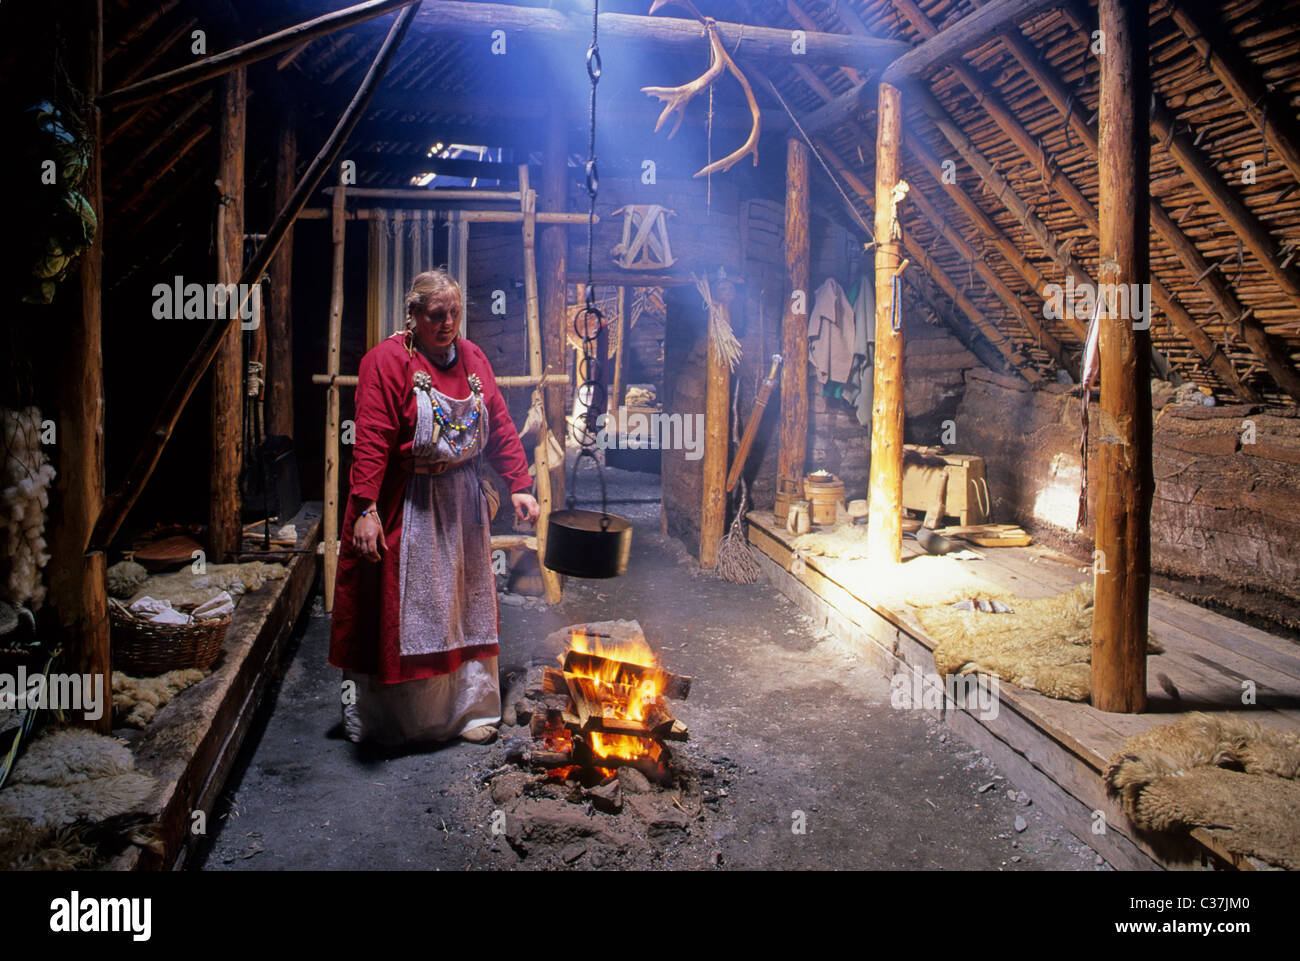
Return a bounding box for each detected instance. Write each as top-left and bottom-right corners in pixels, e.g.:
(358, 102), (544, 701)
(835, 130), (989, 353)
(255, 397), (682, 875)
(803, 473), (845, 526)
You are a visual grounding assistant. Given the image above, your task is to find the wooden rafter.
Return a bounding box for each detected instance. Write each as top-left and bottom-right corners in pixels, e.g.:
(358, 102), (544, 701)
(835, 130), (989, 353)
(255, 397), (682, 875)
(991, 0), (1299, 401)
(804, 122), (1042, 382)
(117, 90), (213, 179)
(913, 86), (1093, 343)
(103, 0), (180, 64)
(1168, 0), (1300, 190)
(100, 0), (422, 108)
(737, 0), (1044, 379)
(112, 16), (197, 89)
(893, 0), (1260, 400)
(908, 180), (1073, 372)
(1140, 42), (1300, 312)
(881, 0), (1065, 85)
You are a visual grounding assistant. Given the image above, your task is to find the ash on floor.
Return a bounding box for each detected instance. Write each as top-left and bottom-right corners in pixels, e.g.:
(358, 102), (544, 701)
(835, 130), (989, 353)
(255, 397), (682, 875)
(195, 462), (1109, 871)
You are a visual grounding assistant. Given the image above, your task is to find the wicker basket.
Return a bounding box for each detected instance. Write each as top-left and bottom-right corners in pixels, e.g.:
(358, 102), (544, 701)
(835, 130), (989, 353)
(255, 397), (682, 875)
(110, 608), (230, 676)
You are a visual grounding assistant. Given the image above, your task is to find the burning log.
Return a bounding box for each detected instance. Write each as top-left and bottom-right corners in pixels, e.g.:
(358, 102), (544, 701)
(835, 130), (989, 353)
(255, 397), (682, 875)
(573, 734), (673, 786)
(503, 733), (572, 771)
(561, 671), (685, 741)
(560, 649), (693, 700)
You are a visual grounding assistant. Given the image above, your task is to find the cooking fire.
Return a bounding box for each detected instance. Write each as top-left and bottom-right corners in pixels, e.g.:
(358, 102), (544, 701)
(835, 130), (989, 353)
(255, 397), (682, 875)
(499, 621), (692, 793)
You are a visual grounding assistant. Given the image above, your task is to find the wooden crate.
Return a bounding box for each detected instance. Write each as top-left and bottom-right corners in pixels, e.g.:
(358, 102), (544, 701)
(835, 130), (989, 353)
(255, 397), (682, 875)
(902, 447), (989, 526)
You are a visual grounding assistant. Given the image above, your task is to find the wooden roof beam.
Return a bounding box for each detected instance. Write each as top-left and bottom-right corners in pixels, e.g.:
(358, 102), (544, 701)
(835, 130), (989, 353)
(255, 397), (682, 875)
(778, 0), (1077, 377)
(1168, 0), (1300, 192)
(1150, 92), (1300, 314)
(361, 90), (791, 134)
(384, 2), (910, 70)
(894, 0), (1258, 399)
(751, 0), (1041, 380)
(100, 0), (422, 108)
(992, 0), (1299, 400)
(809, 127), (1041, 382)
(103, 0), (180, 65)
(908, 180), (1074, 372)
(914, 86), (1093, 340)
(880, 0), (1064, 86)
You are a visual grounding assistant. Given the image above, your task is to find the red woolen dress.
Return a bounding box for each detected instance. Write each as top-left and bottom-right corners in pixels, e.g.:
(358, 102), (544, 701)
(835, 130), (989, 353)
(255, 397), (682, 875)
(328, 332), (531, 744)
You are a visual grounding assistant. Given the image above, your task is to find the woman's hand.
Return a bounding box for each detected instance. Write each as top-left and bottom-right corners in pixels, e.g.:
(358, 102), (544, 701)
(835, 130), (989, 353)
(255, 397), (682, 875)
(511, 492), (540, 526)
(353, 505), (386, 562)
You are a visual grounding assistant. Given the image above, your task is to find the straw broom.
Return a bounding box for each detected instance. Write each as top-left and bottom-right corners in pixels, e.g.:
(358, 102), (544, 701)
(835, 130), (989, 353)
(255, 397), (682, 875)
(716, 378), (761, 584)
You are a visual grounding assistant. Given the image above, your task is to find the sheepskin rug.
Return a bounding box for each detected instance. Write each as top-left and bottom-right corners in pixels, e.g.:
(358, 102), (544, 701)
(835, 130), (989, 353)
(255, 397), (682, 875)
(917, 582), (1163, 702)
(112, 669), (207, 729)
(128, 560), (285, 608)
(0, 812), (160, 870)
(791, 523), (874, 560)
(0, 727), (155, 830)
(1105, 714), (1300, 869)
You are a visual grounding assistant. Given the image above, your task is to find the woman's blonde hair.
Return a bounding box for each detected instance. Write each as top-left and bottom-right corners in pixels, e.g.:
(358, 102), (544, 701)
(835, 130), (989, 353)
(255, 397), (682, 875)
(404, 269), (463, 325)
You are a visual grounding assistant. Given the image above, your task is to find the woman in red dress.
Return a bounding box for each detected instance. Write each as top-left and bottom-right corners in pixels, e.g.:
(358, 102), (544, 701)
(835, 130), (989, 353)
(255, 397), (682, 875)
(328, 270), (539, 746)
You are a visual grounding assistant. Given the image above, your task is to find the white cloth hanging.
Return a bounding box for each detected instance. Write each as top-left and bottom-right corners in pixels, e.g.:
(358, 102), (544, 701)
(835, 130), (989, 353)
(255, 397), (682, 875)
(370, 209), (441, 340)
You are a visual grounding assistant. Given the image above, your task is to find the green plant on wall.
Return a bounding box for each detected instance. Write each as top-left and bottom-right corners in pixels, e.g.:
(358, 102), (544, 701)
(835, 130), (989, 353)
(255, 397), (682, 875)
(22, 100), (96, 305)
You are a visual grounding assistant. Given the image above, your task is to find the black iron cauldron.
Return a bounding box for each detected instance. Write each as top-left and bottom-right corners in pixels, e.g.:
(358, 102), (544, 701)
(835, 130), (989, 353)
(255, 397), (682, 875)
(543, 509), (632, 578)
(544, 451), (632, 578)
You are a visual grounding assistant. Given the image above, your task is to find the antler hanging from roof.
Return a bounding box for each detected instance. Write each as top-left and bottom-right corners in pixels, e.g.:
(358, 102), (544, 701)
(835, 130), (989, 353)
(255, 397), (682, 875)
(640, 0), (761, 178)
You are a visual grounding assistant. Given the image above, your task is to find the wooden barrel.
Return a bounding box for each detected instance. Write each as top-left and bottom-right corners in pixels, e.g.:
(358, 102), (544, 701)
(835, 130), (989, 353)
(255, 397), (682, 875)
(803, 472), (845, 525)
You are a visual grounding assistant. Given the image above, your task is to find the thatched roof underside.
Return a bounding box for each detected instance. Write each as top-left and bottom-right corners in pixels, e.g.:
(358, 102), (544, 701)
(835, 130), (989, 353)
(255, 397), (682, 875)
(101, 0), (1300, 404)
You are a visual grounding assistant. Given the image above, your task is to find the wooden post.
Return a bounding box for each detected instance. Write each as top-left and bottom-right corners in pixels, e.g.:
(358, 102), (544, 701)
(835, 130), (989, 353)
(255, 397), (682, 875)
(611, 286), (627, 413)
(47, 0), (109, 732)
(1091, 0), (1152, 714)
(700, 287), (730, 569)
(267, 115), (296, 439)
(867, 82), (905, 565)
(538, 107), (568, 509)
(323, 185), (346, 612)
(520, 165), (563, 603)
(209, 67), (245, 561)
(776, 139), (810, 504)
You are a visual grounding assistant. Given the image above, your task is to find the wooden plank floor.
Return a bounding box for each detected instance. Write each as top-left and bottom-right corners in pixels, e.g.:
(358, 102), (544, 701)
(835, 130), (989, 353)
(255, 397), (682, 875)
(746, 511), (1300, 870)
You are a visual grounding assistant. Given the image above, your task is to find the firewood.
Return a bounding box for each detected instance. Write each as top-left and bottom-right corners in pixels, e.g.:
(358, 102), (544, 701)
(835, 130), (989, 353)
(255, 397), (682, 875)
(561, 649), (692, 700)
(527, 749), (572, 770)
